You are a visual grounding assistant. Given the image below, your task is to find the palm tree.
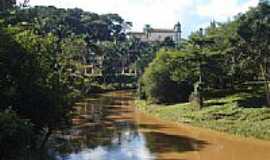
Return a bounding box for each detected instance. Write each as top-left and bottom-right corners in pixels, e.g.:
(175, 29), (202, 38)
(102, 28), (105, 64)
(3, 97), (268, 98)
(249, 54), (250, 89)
(144, 24), (152, 39)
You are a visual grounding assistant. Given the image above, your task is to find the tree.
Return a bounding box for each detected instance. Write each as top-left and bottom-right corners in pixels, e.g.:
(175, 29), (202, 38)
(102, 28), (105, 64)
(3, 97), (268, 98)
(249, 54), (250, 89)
(237, 0), (270, 106)
(144, 24), (152, 38)
(141, 49), (194, 103)
(0, 0), (16, 11)
(0, 26), (79, 151)
(161, 36), (175, 48)
(0, 111), (35, 160)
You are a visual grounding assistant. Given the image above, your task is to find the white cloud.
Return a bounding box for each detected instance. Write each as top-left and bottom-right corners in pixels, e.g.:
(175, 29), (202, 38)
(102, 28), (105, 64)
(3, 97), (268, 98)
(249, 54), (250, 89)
(59, 132), (155, 160)
(17, 0), (260, 37)
(196, 0), (259, 21)
(18, 0), (195, 32)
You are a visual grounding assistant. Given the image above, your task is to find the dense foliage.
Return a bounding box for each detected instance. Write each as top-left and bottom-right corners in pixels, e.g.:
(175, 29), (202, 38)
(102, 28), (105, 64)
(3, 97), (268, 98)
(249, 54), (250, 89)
(0, 0), (165, 157)
(0, 111), (35, 159)
(0, 2), (154, 159)
(140, 50), (194, 103)
(140, 0), (270, 106)
(1, 0), (270, 159)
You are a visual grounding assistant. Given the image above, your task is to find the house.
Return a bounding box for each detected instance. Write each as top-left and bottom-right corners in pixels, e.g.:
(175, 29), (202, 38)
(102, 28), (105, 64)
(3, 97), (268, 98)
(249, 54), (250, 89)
(128, 22), (182, 45)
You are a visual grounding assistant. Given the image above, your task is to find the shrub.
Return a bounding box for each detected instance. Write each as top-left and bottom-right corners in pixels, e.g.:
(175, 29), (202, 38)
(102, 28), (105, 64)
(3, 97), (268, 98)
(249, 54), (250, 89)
(0, 111), (35, 160)
(141, 50), (193, 104)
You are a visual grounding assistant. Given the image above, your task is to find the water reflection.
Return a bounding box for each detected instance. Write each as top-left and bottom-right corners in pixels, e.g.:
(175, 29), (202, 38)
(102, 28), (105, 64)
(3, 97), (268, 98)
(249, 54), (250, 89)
(50, 91), (208, 160)
(57, 132), (155, 160)
(51, 92), (155, 160)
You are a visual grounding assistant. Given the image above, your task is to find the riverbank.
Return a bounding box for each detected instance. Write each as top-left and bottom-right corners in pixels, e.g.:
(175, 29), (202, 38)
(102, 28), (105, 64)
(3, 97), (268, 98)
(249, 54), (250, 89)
(52, 90), (270, 160)
(135, 89), (270, 140)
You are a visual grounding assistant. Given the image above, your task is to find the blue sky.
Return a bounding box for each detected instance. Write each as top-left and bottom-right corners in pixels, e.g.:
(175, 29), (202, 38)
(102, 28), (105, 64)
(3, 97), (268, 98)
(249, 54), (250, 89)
(18, 0), (259, 37)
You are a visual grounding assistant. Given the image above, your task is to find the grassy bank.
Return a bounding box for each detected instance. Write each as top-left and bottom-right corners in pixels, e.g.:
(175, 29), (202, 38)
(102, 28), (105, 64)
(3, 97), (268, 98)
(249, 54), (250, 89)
(135, 89), (270, 140)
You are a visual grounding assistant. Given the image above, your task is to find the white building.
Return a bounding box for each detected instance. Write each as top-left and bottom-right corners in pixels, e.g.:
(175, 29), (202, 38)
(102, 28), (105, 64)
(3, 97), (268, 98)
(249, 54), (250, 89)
(128, 22), (182, 45)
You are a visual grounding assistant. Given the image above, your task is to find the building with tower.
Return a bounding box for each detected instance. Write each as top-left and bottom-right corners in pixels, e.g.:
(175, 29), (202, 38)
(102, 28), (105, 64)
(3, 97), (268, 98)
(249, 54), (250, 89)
(83, 22), (182, 76)
(128, 22), (182, 45)
(174, 22), (182, 46)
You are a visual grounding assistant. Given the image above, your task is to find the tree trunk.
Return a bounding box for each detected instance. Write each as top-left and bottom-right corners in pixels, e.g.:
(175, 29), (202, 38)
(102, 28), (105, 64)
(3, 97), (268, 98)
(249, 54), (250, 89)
(260, 64), (270, 107)
(39, 129), (52, 149)
(266, 91), (270, 107)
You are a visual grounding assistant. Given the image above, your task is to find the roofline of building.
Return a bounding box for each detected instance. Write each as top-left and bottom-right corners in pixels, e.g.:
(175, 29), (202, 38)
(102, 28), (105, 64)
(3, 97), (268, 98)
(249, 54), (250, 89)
(151, 28), (175, 33)
(128, 32), (144, 35)
(128, 29), (175, 35)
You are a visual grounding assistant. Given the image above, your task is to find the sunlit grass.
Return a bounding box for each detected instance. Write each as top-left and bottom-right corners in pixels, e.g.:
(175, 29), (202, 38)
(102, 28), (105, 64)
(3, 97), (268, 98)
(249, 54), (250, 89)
(136, 89), (270, 140)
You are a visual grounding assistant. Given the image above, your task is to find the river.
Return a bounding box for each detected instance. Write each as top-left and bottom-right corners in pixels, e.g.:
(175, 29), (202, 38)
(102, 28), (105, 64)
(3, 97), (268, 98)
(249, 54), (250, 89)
(50, 90), (270, 160)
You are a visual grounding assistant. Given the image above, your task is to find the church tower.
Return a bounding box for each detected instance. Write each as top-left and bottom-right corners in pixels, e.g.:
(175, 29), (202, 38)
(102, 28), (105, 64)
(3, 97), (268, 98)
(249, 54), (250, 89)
(174, 22), (182, 46)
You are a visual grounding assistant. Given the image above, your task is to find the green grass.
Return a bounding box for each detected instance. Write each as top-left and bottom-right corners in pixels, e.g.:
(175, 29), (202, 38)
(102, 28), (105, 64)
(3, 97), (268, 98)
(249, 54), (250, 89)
(135, 89), (270, 140)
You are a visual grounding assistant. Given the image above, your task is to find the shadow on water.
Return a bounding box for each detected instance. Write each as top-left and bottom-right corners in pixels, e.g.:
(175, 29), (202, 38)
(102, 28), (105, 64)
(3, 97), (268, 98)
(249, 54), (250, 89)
(144, 131), (208, 153)
(48, 91), (209, 160)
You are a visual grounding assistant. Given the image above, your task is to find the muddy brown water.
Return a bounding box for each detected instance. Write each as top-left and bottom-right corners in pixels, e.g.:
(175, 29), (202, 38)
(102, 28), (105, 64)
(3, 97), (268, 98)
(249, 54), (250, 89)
(52, 91), (270, 160)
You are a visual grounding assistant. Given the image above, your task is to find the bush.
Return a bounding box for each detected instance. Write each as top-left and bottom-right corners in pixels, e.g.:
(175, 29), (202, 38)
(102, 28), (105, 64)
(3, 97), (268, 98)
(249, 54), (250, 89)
(140, 50), (193, 103)
(0, 111), (35, 160)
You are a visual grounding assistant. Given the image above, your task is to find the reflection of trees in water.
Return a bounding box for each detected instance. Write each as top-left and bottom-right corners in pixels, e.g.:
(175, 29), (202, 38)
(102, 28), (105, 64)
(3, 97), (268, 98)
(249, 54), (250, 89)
(50, 92), (139, 156)
(114, 122), (139, 145)
(49, 91), (209, 159)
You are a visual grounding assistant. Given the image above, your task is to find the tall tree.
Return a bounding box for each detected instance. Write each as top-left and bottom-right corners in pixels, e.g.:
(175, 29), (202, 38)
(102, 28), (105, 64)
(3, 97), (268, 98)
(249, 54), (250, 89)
(0, 0), (16, 11)
(144, 24), (152, 39)
(237, 0), (270, 106)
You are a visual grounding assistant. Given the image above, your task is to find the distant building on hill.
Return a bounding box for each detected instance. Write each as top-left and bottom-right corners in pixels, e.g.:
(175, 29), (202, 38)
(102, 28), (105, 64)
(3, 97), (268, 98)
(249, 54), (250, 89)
(83, 22), (182, 76)
(128, 22), (182, 45)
